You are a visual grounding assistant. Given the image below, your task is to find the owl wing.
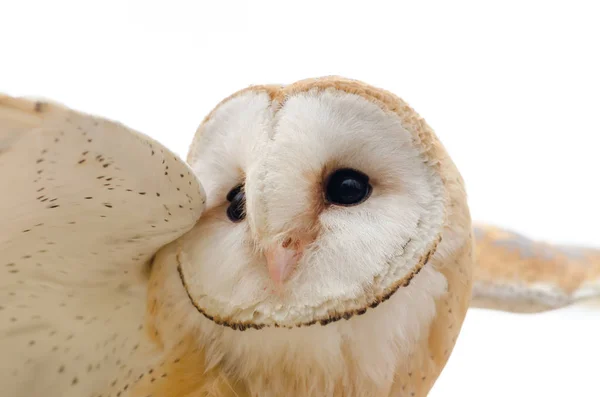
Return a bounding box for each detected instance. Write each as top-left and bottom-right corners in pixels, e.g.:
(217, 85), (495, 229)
(0, 94), (205, 397)
(470, 223), (600, 313)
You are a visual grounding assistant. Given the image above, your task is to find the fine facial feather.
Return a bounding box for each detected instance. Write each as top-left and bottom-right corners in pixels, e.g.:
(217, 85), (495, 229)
(0, 94), (205, 397)
(179, 87), (447, 329)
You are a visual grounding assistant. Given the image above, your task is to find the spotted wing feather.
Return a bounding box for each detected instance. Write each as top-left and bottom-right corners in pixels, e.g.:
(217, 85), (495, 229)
(0, 94), (205, 397)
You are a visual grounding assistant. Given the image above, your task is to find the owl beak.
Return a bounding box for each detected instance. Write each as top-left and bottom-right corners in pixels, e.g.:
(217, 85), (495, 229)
(265, 238), (304, 287)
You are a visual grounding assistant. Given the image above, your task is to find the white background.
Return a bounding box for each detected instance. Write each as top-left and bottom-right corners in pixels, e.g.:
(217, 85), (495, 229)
(1, 1), (599, 396)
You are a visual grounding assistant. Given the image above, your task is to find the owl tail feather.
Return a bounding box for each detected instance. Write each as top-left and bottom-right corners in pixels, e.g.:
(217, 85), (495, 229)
(469, 223), (600, 313)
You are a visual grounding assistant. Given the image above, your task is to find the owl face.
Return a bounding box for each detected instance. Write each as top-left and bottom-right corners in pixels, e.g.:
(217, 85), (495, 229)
(179, 78), (448, 330)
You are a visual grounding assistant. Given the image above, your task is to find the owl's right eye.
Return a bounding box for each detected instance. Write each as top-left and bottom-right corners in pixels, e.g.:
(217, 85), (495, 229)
(226, 184), (246, 222)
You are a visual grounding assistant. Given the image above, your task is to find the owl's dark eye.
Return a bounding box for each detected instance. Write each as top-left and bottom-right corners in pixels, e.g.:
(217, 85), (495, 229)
(325, 168), (372, 206)
(226, 184), (243, 202)
(226, 184), (245, 222)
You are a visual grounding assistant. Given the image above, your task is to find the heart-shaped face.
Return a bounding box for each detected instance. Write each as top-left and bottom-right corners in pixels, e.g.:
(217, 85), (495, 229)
(178, 77), (453, 330)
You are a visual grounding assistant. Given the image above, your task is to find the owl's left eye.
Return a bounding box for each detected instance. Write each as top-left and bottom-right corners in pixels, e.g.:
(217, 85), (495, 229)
(226, 184), (246, 222)
(325, 168), (372, 206)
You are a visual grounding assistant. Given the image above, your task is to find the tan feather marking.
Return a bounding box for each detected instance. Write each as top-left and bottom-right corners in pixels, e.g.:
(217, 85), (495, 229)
(130, 335), (247, 397)
(474, 223), (599, 291)
(390, 141), (473, 396)
(145, 297), (165, 350)
(472, 223), (600, 312)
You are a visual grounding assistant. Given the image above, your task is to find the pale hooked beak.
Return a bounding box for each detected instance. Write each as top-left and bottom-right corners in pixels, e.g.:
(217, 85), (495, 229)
(265, 238), (304, 287)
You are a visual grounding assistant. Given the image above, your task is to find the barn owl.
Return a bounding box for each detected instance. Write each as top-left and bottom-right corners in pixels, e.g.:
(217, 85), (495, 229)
(1, 76), (598, 397)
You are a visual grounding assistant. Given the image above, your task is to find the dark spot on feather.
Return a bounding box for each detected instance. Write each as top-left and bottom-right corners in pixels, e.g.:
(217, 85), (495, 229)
(85, 196), (93, 199)
(78, 159), (86, 164)
(48, 205), (59, 209)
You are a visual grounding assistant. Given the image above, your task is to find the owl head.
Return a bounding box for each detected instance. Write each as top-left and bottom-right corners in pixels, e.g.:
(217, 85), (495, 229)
(177, 76), (463, 330)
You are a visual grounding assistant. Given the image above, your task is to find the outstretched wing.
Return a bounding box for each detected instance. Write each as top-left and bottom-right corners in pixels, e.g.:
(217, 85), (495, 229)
(0, 94), (205, 397)
(471, 223), (600, 313)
